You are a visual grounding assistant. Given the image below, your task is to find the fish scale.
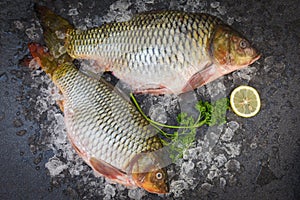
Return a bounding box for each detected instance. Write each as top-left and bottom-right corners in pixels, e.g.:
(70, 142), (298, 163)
(66, 11), (219, 76)
(51, 63), (163, 170)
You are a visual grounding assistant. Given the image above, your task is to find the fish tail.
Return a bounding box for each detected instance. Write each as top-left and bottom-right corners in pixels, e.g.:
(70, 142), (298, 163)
(28, 42), (74, 86)
(34, 5), (73, 59)
(28, 43), (57, 76)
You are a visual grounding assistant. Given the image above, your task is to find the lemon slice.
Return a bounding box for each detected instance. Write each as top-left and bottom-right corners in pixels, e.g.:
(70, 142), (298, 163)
(230, 85), (261, 118)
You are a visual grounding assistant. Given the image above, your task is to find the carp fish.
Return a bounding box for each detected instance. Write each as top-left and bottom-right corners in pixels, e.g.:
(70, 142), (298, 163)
(28, 42), (169, 194)
(36, 6), (260, 95)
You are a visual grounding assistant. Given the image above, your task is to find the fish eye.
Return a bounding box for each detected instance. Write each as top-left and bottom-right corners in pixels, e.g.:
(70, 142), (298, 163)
(155, 172), (163, 180)
(239, 40), (249, 49)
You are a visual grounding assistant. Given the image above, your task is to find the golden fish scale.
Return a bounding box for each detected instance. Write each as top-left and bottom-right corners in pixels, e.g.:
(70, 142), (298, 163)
(53, 63), (163, 171)
(66, 11), (221, 76)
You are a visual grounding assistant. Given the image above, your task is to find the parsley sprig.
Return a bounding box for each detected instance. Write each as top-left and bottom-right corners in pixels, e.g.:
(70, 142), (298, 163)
(130, 94), (229, 161)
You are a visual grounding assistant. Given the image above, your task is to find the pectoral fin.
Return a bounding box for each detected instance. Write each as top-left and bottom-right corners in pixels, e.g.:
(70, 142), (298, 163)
(67, 134), (87, 159)
(134, 84), (172, 95)
(68, 136), (136, 187)
(182, 63), (222, 93)
(90, 157), (136, 187)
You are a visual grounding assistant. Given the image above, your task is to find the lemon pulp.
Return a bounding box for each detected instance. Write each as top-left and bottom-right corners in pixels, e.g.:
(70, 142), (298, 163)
(230, 85), (261, 118)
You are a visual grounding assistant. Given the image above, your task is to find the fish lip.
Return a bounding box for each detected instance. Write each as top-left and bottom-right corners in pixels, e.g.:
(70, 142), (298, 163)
(249, 53), (261, 65)
(142, 183), (169, 194)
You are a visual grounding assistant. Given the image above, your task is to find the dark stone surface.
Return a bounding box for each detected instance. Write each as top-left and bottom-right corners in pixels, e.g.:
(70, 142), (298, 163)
(0, 0), (299, 199)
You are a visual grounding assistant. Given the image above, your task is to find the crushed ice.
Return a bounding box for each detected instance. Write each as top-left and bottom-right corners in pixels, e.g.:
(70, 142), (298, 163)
(25, 22), (41, 41)
(103, 184), (116, 200)
(68, 8), (79, 16)
(149, 104), (168, 124)
(45, 156), (68, 176)
(170, 180), (189, 198)
(128, 188), (146, 200)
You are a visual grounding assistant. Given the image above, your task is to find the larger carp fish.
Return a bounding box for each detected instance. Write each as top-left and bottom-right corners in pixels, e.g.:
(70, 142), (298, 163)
(28, 41), (169, 193)
(36, 6), (260, 95)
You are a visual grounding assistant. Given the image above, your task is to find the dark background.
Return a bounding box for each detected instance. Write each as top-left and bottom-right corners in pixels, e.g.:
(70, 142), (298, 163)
(0, 0), (299, 199)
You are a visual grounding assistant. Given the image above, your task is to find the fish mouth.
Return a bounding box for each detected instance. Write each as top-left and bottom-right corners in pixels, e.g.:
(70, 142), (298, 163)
(228, 52), (261, 71)
(249, 53), (261, 65)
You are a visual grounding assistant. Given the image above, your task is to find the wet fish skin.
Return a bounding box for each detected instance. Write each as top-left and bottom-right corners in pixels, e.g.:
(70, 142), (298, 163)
(66, 11), (220, 69)
(65, 11), (219, 93)
(28, 43), (169, 194)
(63, 11), (260, 94)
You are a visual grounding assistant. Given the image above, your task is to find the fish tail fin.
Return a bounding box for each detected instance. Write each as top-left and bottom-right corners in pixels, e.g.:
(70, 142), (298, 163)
(28, 43), (58, 77)
(34, 5), (73, 59)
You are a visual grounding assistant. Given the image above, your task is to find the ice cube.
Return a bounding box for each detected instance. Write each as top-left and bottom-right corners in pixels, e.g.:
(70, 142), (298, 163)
(149, 104), (167, 124)
(222, 143), (241, 157)
(103, 184), (116, 199)
(227, 17), (235, 25)
(196, 160), (208, 172)
(236, 71), (251, 81)
(170, 180), (188, 197)
(236, 67), (258, 81)
(181, 160), (195, 176)
(250, 142), (257, 149)
(14, 20), (24, 30)
(45, 157), (68, 176)
(213, 154), (227, 168)
(180, 160), (197, 188)
(68, 8), (79, 16)
(227, 121), (239, 132)
(219, 177), (226, 190)
(103, 0), (133, 22)
(200, 182), (213, 195)
(217, 6), (227, 15)
(207, 164), (221, 180)
(186, 0), (207, 11)
(134, 1), (148, 12)
(25, 24), (40, 40)
(183, 146), (202, 160)
(225, 159), (241, 173)
(210, 2), (220, 8)
(199, 151), (213, 166)
(221, 127), (234, 142)
(203, 131), (221, 151)
(110, 0), (132, 11)
(205, 81), (226, 100)
(127, 188), (146, 200)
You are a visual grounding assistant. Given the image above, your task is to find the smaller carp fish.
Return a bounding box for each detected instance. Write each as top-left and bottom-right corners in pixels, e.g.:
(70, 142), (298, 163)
(36, 6), (260, 95)
(28, 43), (169, 194)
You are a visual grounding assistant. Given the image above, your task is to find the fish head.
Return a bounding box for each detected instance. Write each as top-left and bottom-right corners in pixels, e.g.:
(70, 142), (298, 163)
(130, 152), (169, 194)
(132, 167), (169, 194)
(210, 24), (261, 72)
